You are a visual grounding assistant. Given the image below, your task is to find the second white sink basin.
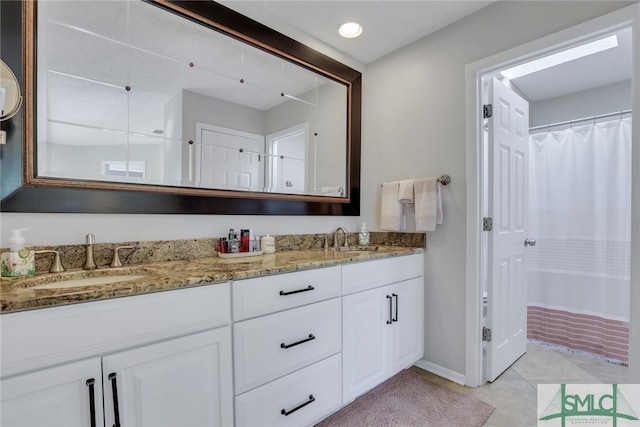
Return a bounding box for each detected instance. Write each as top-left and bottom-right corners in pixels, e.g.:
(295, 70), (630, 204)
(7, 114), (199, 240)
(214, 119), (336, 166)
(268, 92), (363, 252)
(31, 275), (148, 290)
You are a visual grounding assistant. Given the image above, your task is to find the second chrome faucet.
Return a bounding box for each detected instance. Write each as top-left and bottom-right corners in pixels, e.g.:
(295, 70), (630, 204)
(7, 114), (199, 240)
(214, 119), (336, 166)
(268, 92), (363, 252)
(333, 227), (349, 249)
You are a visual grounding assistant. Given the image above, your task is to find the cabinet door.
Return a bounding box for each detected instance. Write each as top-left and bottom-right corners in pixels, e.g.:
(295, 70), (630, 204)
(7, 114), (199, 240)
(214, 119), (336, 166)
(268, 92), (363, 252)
(103, 328), (233, 427)
(342, 285), (390, 404)
(389, 277), (424, 376)
(1, 357), (103, 427)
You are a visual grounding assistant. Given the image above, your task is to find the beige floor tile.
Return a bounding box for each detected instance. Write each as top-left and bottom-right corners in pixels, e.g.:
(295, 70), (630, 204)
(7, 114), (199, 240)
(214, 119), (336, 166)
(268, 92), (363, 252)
(418, 341), (628, 426)
(511, 345), (599, 383)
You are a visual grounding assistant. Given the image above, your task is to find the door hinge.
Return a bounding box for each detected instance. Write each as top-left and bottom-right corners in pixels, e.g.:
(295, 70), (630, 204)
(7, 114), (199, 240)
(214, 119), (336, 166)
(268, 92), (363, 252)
(483, 104), (493, 119)
(483, 217), (493, 231)
(482, 327), (492, 342)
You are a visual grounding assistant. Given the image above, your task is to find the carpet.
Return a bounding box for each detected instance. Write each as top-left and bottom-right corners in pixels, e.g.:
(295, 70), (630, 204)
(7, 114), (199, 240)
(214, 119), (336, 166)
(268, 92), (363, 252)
(316, 368), (494, 427)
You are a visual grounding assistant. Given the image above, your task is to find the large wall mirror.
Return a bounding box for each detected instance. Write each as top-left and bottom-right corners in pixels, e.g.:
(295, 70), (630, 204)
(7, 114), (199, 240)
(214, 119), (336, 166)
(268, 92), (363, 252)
(0, 0), (361, 215)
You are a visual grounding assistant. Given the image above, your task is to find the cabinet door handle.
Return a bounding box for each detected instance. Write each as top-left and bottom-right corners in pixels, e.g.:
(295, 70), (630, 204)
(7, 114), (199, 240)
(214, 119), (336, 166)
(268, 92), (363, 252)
(108, 373), (122, 427)
(279, 285), (315, 296)
(86, 379), (97, 427)
(386, 295), (393, 324)
(281, 394), (315, 416)
(392, 293), (398, 322)
(281, 334), (315, 349)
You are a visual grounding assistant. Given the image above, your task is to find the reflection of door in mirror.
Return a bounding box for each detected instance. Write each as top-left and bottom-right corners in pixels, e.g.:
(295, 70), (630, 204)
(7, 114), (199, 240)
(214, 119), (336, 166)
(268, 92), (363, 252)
(195, 123), (265, 192)
(266, 124), (308, 195)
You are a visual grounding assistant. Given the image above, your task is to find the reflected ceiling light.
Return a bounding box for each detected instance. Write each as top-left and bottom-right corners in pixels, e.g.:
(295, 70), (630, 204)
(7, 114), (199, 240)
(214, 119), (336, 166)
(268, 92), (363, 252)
(500, 34), (618, 80)
(338, 22), (363, 39)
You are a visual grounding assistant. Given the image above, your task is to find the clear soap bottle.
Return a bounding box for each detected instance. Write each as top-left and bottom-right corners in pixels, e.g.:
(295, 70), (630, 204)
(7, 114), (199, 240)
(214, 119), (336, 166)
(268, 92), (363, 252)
(358, 223), (370, 246)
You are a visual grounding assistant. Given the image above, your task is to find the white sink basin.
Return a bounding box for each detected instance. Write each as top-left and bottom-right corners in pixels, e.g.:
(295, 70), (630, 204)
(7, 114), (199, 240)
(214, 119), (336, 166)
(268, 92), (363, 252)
(31, 275), (148, 290)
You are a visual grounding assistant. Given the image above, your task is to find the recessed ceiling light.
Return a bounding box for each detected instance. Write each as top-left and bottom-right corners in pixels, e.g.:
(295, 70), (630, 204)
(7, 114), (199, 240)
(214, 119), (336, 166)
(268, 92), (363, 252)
(338, 22), (363, 39)
(500, 34), (619, 80)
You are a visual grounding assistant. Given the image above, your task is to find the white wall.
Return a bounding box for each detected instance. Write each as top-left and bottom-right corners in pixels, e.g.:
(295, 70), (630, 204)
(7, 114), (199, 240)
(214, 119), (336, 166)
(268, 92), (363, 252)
(530, 80), (632, 127)
(360, 0), (634, 376)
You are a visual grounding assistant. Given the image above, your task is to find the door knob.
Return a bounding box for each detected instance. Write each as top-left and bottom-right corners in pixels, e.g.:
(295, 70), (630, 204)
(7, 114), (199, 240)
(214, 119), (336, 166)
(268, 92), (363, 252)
(524, 238), (536, 247)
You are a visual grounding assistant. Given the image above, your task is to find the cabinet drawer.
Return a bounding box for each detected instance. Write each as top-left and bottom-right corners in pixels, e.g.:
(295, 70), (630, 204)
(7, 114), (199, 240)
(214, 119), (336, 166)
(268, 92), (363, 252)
(232, 266), (340, 321)
(342, 253), (423, 295)
(234, 298), (341, 394)
(1, 283), (231, 377)
(235, 354), (342, 427)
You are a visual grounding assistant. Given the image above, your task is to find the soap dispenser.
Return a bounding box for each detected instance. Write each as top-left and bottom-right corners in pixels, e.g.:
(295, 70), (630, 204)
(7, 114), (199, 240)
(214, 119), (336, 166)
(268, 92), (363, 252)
(358, 223), (370, 246)
(1, 229), (36, 277)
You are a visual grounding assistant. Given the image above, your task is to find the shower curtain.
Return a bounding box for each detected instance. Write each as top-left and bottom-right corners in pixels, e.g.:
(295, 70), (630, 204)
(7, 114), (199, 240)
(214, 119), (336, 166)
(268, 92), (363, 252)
(527, 116), (632, 363)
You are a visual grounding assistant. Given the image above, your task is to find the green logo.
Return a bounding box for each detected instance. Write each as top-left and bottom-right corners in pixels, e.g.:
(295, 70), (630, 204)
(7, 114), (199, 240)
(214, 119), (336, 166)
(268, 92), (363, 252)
(539, 384), (639, 426)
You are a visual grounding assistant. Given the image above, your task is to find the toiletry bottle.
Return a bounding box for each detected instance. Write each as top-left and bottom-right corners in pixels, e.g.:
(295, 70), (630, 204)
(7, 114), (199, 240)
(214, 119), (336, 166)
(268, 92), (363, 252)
(229, 234), (240, 253)
(240, 229), (250, 252)
(358, 223), (370, 246)
(1, 229), (36, 278)
(261, 234), (275, 254)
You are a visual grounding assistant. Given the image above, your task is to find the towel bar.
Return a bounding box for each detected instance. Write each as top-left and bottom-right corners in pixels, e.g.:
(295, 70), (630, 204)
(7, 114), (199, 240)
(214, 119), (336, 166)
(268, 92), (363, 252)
(381, 174), (451, 187)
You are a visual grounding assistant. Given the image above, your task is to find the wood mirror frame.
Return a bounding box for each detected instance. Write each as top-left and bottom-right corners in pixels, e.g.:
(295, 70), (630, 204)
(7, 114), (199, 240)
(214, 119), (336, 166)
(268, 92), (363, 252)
(0, 0), (361, 215)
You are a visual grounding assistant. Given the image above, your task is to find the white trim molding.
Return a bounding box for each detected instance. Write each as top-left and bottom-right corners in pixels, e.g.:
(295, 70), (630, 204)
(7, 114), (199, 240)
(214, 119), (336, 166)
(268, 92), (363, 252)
(413, 359), (466, 386)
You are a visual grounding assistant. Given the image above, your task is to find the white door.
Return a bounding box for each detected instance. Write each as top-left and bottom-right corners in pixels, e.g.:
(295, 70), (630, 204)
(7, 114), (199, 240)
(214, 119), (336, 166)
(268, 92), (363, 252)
(195, 123), (265, 191)
(1, 357), (103, 427)
(388, 277), (424, 376)
(487, 77), (530, 382)
(342, 285), (390, 404)
(266, 124), (308, 194)
(102, 328), (234, 427)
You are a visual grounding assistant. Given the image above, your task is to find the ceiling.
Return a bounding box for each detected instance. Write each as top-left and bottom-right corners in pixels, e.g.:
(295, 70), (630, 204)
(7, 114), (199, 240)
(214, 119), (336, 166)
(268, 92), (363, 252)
(218, 1), (495, 65)
(220, 1), (633, 102)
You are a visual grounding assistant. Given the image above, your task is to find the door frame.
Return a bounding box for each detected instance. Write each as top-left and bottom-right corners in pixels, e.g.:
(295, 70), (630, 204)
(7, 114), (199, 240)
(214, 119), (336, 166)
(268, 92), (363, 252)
(464, 4), (640, 387)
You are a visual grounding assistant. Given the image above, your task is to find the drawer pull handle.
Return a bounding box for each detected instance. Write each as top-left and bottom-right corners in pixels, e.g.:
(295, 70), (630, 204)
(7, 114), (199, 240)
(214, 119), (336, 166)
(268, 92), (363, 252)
(281, 334), (315, 349)
(86, 379), (97, 427)
(280, 285), (315, 296)
(281, 394), (315, 416)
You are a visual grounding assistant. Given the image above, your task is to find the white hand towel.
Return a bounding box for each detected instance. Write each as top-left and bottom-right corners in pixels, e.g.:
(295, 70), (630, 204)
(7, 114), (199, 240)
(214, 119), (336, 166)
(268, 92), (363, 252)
(414, 177), (443, 232)
(398, 179), (414, 204)
(380, 181), (402, 231)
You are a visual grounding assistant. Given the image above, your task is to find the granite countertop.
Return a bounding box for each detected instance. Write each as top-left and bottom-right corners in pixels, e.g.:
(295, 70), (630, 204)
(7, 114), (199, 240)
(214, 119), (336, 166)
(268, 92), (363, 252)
(0, 246), (422, 313)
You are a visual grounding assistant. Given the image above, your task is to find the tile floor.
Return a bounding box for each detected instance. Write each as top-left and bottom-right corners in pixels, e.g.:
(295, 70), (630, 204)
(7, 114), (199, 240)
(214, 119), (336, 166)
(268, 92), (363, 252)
(416, 341), (629, 426)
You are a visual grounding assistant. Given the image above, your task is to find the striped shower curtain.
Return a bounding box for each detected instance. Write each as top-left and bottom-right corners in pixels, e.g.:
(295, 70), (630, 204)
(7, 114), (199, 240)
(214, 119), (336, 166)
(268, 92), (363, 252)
(527, 116), (632, 363)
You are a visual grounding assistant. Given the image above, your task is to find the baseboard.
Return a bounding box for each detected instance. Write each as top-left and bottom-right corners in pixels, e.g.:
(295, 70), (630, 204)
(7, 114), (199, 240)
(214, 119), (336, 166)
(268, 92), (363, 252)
(413, 359), (466, 385)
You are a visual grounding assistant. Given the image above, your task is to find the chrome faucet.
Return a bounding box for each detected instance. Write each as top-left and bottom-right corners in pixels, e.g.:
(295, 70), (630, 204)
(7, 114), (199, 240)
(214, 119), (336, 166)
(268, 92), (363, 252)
(83, 233), (97, 270)
(333, 227), (349, 249)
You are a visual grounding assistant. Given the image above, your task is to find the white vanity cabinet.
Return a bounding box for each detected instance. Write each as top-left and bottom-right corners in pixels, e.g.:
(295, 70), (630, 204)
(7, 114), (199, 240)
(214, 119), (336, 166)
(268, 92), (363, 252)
(1, 284), (233, 427)
(341, 253), (424, 404)
(1, 251), (425, 427)
(232, 267), (343, 427)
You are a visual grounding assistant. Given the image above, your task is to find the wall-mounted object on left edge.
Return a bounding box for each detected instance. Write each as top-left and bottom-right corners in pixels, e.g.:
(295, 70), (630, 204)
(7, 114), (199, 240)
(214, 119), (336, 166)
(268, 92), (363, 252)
(0, 59), (23, 145)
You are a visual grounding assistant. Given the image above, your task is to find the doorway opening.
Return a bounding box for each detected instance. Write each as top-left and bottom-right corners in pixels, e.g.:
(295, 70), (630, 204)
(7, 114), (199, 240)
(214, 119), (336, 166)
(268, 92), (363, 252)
(481, 28), (632, 383)
(465, 4), (639, 387)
